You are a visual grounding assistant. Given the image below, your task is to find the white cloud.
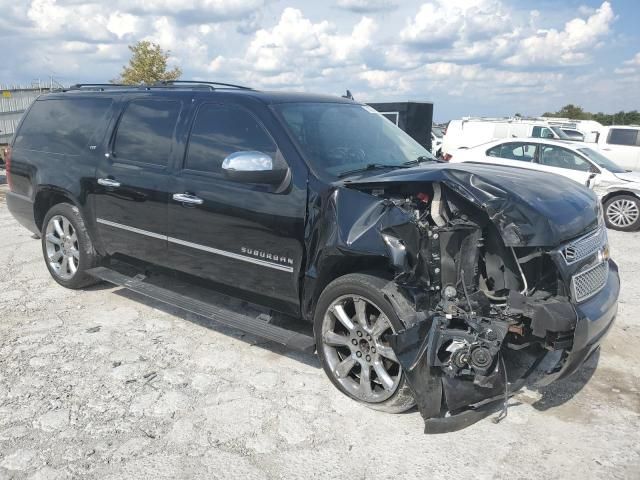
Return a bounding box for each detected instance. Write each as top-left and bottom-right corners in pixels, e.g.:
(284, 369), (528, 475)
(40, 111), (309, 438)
(245, 8), (376, 76)
(400, 0), (511, 46)
(624, 52), (640, 66)
(505, 1), (614, 66)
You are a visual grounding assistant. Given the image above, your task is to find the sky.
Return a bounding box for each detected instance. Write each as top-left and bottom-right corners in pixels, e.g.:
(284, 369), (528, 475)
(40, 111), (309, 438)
(1, 0), (638, 121)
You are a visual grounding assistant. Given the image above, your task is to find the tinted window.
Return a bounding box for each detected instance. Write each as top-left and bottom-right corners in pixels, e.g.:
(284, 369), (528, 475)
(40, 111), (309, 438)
(113, 99), (181, 166)
(14, 98), (112, 154)
(539, 145), (592, 172)
(275, 103), (435, 178)
(486, 142), (536, 161)
(185, 104), (277, 174)
(607, 128), (639, 146)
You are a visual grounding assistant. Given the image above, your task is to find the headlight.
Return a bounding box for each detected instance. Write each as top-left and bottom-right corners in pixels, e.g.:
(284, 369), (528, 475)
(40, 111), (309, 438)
(382, 233), (407, 268)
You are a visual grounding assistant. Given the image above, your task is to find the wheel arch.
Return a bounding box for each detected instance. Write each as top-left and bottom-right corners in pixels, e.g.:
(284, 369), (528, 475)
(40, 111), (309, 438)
(34, 187), (84, 232)
(601, 189), (640, 205)
(302, 255), (393, 323)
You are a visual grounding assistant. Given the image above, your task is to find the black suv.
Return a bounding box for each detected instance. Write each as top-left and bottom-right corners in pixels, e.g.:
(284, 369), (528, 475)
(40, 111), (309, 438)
(5, 82), (619, 431)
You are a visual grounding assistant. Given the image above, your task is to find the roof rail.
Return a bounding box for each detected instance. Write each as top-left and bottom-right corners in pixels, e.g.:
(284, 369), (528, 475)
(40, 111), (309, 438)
(155, 80), (254, 90)
(63, 81), (255, 92)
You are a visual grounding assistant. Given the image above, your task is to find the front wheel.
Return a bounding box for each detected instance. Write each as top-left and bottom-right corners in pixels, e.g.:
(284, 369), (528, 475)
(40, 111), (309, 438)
(604, 195), (640, 231)
(41, 203), (101, 289)
(314, 273), (415, 413)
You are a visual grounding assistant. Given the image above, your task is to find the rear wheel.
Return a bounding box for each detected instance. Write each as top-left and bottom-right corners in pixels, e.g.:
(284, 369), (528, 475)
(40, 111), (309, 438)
(314, 273), (415, 413)
(604, 195), (640, 231)
(41, 203), (101, 289)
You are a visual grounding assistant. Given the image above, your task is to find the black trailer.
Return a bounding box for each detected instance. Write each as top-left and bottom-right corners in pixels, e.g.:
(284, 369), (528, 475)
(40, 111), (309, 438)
(368, 101), (433, 151)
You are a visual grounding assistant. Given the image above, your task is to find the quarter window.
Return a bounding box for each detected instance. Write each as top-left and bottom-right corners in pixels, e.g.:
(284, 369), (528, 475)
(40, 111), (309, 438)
(185, 104), (277, 174)
(113, 99), (181, 166)
(14, 98), (112, 155)
(539, 146), (592, 172)
(607, 128), (639, 146)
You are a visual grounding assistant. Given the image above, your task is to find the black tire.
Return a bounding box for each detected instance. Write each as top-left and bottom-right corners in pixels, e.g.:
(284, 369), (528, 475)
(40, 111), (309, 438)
(604, 195), (640, 232)
(314, 273), (416, 413)
(41, 203), (101, 289)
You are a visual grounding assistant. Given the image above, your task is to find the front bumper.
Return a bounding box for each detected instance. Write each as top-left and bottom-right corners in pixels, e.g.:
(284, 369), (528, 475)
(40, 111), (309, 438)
(536, 259), (619, 385)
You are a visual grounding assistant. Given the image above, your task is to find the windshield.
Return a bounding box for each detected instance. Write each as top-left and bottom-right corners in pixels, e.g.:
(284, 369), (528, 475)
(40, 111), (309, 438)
(274, 102), (436, 178)
(578, 148), (626, 173)
(550, 126), (572, 140)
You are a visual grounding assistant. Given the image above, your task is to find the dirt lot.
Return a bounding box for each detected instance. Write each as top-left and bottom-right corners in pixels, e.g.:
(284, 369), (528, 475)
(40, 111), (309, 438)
(0, 177), (639, 479)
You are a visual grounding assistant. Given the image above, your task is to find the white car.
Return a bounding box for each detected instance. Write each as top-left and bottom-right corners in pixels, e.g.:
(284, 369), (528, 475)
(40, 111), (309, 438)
(449, 138), (640, 231)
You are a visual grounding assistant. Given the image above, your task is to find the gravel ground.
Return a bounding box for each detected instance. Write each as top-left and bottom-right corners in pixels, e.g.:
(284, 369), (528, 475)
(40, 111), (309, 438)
(0, 180), (639, 479)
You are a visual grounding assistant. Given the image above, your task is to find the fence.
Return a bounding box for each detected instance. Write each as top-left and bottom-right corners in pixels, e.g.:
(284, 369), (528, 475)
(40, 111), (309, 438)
(0, 80), (60, 144)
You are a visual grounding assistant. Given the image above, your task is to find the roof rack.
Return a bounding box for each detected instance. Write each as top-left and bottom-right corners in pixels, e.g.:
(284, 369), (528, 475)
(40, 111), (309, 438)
(63, 81), (254, 92)
(156, 80), (254, 90)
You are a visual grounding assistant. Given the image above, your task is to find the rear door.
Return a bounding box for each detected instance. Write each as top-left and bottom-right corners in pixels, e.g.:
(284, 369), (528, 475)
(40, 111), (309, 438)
(165, 102), (307, 313)
(93, 97), (184, 264)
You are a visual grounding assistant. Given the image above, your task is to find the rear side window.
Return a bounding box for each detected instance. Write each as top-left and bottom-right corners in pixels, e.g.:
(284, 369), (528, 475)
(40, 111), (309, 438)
(14, 98), (112, 154)
(113, 99), (181, 166)
(486, 142), (536, 161)
(184, 104), (277, 174)
(607, 128), (639, 146)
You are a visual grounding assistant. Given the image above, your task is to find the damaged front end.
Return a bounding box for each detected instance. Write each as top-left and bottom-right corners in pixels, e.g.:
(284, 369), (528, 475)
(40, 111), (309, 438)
(314, 165), (619, 432)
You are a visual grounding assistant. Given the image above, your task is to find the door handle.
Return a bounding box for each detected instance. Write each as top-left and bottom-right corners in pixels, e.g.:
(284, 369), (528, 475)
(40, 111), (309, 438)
(173, 193), (204, 205)
(97, 178), (121, 188)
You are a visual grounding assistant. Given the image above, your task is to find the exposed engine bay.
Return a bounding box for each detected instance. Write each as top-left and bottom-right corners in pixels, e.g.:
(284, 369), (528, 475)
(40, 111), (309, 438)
(344, 180), (606, 432)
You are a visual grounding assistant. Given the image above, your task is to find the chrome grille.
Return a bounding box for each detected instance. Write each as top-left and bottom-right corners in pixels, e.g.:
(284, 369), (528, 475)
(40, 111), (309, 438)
(571, 262), (608, 303)
(561, 228), (606, 265)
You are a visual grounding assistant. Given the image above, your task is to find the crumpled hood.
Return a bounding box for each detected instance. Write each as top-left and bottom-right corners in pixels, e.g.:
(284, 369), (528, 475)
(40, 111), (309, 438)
(343, 163), (600, 247)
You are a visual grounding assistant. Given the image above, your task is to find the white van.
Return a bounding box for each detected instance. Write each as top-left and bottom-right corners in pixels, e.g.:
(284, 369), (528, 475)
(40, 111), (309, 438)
(593, 125), (640, 171)
(441, 118), (572, 158)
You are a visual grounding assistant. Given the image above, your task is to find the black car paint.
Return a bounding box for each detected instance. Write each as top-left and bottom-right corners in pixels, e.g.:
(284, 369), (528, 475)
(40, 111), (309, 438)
(6, 88), (620, 430)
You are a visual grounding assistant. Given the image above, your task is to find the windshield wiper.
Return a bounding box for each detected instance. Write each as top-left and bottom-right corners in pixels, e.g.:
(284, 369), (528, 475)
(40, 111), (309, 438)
(402, 155), (439, 166)
(337, 163), (407, 178)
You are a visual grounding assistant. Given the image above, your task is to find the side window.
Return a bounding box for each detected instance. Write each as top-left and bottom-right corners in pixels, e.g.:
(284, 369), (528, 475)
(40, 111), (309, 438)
(532, 126), (552, 138)
(486, 143), (535, 161)
(185, 104), (277, 174)
(14, 98), (112, 155)
(607, 128), (639, 146)
(539, 146), (592, 172)
(113, 99), (181, 166)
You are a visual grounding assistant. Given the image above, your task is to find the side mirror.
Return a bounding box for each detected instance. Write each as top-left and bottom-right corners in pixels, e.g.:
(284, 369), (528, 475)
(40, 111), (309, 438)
(221, 151), (288, 185)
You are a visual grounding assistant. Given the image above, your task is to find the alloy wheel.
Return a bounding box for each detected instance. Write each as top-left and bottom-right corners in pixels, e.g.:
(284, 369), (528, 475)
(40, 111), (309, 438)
(45, 215), (80, 280)
(321, 295), (402, 403)
(606, 198), (639, 228)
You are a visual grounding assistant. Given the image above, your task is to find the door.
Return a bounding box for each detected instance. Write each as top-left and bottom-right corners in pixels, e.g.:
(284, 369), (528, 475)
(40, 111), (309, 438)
(484, 142), (538, 169)
(601, 128), (640, 170)
(93, 97), (183, 263)
(535, 144), (595, 185)
(166, 102), (307, 313)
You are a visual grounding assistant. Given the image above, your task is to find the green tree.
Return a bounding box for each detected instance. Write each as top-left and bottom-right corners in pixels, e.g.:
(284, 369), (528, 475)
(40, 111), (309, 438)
(114, 41), (182, 85)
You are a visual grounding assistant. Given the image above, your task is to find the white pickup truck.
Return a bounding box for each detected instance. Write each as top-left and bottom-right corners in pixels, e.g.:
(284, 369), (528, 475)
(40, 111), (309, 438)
(593, 126), (640, 171)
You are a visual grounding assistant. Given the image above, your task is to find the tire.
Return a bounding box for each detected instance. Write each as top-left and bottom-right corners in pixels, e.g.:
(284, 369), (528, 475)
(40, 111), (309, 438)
(41, 203), (101, 289)
(604, 195), (640, 232)
(314, 273), (416, 413)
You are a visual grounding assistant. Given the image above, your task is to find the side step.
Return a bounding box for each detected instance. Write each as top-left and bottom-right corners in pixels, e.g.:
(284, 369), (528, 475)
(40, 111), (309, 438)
(87, 266), (316, 353)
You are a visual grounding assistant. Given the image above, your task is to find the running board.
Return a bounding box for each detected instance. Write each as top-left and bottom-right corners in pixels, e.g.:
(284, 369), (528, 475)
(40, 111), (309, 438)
(87, 266), (316, 353)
